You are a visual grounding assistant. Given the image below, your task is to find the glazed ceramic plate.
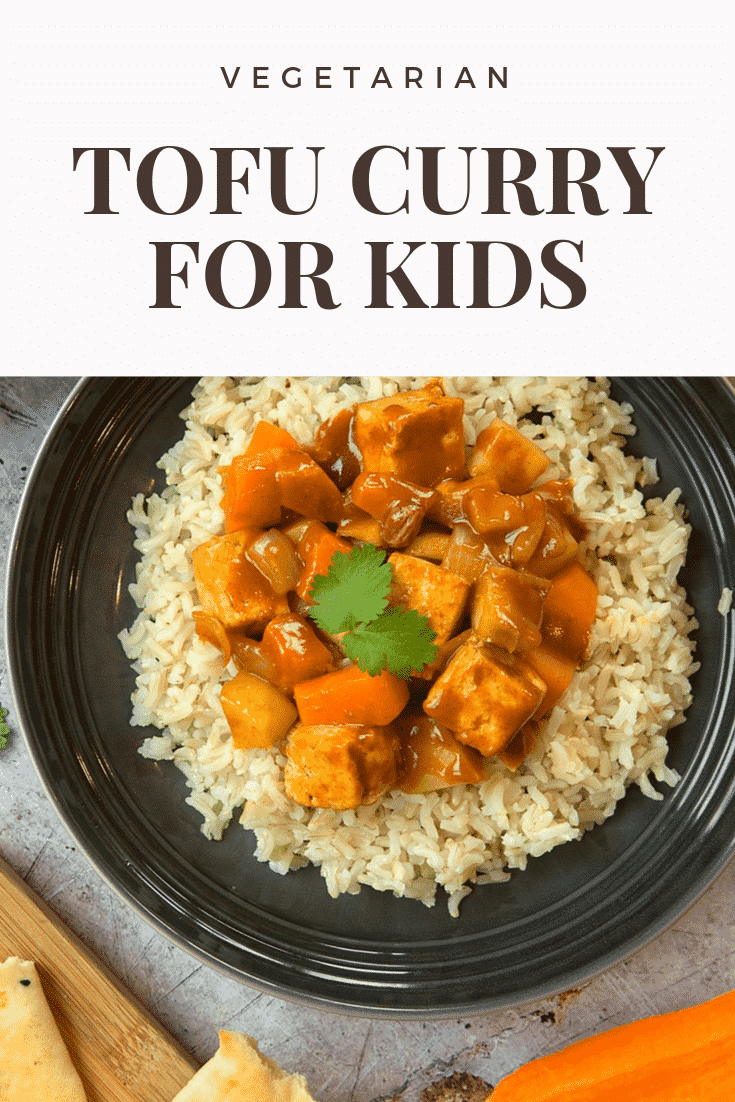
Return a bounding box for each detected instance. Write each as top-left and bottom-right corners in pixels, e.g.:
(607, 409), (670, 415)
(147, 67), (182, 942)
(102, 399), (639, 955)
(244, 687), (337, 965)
(6, 377), (735, 1017)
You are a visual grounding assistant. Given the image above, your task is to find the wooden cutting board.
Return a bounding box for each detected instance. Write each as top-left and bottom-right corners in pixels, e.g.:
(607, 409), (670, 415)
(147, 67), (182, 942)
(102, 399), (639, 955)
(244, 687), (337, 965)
(0, 853), (200, 1102)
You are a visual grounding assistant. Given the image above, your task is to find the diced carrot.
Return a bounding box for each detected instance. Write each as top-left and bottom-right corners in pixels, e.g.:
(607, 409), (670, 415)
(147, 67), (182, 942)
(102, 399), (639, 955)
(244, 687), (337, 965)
(541, 562), (598, 662)
(275, 451), (344, 523)
(524, 642), (577, 714)
(294, 666), (410, 727)
(260, 613), (334, 692)
(243, 419), (301, 457)
(295, 524), (352, 602)
(223, 436), (345, 532)
(221, 456), (282, 533)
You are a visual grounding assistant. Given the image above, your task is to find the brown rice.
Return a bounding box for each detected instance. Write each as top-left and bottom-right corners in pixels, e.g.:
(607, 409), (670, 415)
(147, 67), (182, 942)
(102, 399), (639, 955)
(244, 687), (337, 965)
(118, 377), (699, 915)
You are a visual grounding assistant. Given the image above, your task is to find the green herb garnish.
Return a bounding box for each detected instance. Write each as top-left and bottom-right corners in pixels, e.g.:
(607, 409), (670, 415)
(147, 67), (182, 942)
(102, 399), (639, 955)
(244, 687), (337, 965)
(309, 545), (437, 678)
(0, 708), (10, 752)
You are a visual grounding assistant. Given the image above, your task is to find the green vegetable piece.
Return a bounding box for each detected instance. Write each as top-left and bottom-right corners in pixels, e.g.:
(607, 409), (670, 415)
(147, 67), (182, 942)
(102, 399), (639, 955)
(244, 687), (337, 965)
(0, 707), (9, 752)
(343, 607), (438, 678)
(309, 542), (391, 634)
(309, 546), (439, 678)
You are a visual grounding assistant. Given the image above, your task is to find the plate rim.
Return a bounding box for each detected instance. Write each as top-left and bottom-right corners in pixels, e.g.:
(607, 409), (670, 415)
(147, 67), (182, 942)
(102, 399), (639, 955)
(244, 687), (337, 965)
(5, 374), (735, 1017)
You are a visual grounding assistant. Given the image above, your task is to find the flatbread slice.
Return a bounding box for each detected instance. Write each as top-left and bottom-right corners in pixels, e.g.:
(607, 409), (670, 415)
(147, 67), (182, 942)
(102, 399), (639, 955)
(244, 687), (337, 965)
(0, 956), (87, 1102)
(171, 1030), (319, 1102)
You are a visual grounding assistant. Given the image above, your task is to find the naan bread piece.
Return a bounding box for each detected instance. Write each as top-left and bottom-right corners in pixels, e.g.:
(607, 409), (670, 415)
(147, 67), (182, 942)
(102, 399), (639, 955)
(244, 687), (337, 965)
(172, 1030), (319, 1102)
(0, 957), (87, 1102)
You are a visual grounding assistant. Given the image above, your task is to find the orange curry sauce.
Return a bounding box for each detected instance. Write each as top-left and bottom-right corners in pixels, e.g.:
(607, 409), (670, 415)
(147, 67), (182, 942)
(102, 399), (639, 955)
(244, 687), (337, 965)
(192, 380), (598, 810)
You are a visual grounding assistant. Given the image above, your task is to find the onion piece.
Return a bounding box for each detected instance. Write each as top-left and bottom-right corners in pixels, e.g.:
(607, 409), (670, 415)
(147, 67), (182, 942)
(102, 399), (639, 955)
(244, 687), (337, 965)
(246, 528), (302, 594)
(441, 522), (494, 582)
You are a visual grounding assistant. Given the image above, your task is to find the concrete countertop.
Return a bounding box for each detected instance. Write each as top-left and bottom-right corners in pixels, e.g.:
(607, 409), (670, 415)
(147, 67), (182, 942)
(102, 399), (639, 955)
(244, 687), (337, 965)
(1, 375), (733, 1101)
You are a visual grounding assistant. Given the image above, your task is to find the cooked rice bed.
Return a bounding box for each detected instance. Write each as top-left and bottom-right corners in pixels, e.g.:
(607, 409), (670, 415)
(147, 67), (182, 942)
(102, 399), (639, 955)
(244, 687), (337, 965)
(119, 377), (698, 916)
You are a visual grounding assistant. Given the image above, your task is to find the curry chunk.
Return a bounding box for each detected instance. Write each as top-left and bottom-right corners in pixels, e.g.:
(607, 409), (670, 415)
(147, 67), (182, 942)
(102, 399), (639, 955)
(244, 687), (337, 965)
(284, 723), (401, 809)
(353, 379), (466, 488)
(468, 418), (550, 493)
(388, 552), (470, 650)
(423, 640), (547, 758)
(220, 671), (298, 750)
(260, 613), (334, 693)
(395, 713), (486, 794)
(470, 564), (549, 653)
(337, 490), (388, 546)
(192, 530), (289, 634)
(351, 471), (436, 547)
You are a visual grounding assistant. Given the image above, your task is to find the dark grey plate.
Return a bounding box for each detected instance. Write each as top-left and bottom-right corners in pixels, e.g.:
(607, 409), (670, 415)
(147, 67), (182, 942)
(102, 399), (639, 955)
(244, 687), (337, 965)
(5, 377), (735, 1017)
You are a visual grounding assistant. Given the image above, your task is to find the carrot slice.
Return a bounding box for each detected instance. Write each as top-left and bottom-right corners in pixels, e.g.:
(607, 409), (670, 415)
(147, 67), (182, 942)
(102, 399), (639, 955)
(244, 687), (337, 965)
(244, 419), (301, 457)
(295, 523), (352, 602)
(221, 456), (282, 532)
(261, 613), (334, 692)
(294, 666), (410, 726)
(541, 562), (598, 662)
(222, 418), (342, 532)
(275, 451), (344, 522)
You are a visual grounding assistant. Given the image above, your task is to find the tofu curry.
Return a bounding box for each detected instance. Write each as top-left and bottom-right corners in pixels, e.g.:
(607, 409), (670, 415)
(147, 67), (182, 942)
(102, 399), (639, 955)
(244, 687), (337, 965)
(192, 379), (599, 811)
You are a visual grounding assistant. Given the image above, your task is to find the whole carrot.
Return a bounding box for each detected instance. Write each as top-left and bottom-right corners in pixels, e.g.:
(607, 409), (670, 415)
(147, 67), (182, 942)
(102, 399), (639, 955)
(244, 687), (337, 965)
(489, 989), (735, 1102)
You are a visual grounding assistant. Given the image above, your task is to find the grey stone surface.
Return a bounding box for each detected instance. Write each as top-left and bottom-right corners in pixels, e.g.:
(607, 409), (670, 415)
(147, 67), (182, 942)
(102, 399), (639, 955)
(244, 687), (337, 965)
(1, 376), (733, 1099)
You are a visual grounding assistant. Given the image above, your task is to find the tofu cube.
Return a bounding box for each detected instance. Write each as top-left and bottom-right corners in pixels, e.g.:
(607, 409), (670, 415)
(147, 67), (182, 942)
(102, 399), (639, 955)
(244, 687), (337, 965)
(192, 530), (289, 634)
(353, 379), (466, 487)
(388, 552), (470, 649)
(423, 641), (547, 758)
(284, 723), (401, 809)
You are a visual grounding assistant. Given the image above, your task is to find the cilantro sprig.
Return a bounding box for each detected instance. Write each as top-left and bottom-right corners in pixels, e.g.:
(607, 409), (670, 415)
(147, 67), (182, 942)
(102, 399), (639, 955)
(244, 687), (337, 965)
(309, 544), (437, 679)
(0, 707), (10, 752)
